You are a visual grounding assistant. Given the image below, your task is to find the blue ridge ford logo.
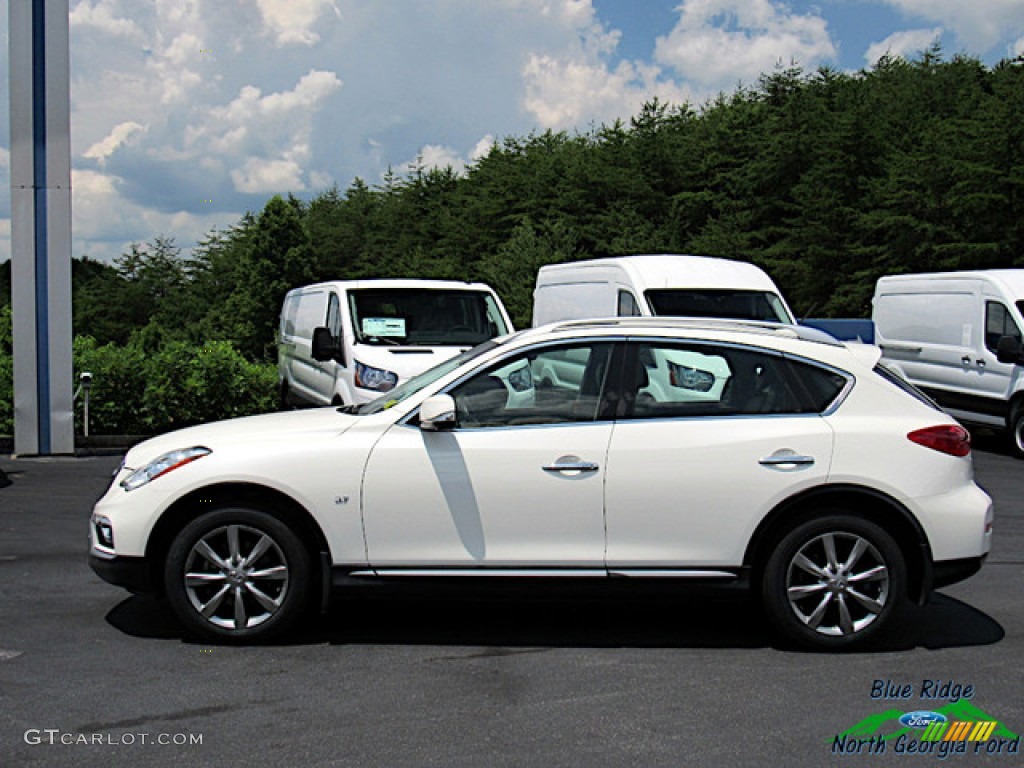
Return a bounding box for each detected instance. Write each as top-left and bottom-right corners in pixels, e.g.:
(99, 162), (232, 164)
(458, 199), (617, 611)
(900, 711), (949, 729)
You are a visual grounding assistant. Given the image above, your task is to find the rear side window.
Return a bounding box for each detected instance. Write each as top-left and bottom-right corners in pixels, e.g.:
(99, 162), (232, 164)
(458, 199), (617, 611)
(622, 343), (846, 419)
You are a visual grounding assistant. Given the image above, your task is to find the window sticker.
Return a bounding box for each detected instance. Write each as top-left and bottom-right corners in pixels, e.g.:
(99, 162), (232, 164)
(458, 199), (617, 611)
(363, 317), (407, 337)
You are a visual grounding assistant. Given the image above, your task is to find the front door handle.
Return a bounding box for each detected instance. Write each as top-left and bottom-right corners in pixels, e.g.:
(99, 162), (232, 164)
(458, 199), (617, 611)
(759, 452), (815, 470)
(543, 455), (599, 474)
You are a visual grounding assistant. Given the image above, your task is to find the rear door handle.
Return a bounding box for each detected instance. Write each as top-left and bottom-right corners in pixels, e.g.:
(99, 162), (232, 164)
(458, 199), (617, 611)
(759, 453), (815, 470)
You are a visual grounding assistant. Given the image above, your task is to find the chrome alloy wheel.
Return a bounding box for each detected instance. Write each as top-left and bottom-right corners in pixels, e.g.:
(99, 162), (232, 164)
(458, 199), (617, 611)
(183, 524), (290, 631)
(785, 531), (890, 638)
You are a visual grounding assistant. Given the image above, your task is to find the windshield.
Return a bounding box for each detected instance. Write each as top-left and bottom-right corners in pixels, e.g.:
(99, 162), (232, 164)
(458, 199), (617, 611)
(356, 340), (501, 414)
(645, 289), (793, 324)
(349, 288), (509, 346)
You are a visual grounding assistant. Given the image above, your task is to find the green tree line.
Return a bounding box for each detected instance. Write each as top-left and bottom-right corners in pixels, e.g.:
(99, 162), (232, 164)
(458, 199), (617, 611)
(1, 51), (1022, 435)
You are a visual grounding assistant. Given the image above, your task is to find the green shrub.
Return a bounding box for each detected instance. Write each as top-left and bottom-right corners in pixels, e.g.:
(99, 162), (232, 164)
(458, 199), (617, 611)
(73, 337), (276, 435)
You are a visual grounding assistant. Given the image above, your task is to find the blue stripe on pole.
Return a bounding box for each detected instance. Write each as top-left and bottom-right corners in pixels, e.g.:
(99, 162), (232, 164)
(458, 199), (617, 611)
(32, 0), (51, 454)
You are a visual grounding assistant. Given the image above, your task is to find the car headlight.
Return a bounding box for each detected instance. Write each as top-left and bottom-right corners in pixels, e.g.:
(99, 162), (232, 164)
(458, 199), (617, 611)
(354, 360), (398, 392)
(120, 447), (211, 492)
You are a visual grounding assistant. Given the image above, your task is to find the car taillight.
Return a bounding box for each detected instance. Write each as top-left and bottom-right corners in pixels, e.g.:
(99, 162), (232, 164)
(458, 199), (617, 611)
(907, 425), (971, 457)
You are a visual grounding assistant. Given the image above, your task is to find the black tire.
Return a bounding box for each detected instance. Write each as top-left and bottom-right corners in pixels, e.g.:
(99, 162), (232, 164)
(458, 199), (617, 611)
(279, 382), (291, 411)
(761, 514), (906, 650)
(1008, 402), (1024, 459)
(164, 507), (312, 643)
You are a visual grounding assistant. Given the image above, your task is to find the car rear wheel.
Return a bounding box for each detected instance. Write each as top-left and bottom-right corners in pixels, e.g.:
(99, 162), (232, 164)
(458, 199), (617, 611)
(164, 507), (312, 642)
(761, 515), (906, 650)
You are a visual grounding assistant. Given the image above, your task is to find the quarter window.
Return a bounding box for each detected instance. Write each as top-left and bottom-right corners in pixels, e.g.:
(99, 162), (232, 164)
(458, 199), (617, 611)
(327, 293), (343, 339)
(618, 290), (642, 317)
(449, 343), (616, 428)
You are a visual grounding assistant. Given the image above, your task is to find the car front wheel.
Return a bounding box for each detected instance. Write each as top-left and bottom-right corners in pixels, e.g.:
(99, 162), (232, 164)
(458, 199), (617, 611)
(761, 515), (906, 650)
(164, 507), (312, 642)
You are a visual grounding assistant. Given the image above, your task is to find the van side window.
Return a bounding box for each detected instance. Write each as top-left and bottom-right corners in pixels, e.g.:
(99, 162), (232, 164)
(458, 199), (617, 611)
(281, 295), (300, 337)
(618, 291), (641, 317)
(985, 302), (1022, 354)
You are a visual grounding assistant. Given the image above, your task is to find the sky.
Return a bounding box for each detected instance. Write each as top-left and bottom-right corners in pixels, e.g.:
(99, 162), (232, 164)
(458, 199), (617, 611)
(1, 0), (1023, 265)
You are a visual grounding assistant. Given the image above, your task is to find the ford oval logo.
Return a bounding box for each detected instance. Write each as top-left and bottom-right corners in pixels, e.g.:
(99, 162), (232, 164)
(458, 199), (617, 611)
(899, 711), (948, 729)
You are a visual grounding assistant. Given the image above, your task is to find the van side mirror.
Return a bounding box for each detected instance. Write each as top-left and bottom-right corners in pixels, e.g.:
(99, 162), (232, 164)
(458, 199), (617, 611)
(312, 326), (343, 364)
(419, 394), (457, 431)
(996, 335), (1024, 365)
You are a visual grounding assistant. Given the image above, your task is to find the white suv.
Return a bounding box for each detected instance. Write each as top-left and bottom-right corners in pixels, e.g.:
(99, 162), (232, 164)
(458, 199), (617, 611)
(90, 319), (993, 649)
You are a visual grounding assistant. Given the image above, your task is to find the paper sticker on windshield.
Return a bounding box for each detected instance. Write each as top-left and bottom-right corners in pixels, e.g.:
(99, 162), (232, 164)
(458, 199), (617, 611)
(363, 317), (406, 337)
(668, 362), (716, 392)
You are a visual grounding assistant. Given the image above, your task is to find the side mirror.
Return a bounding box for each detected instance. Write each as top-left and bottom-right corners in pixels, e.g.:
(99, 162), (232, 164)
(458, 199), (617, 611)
(312, 327), (343, 364)
(419, 394), (457, 431)
(996, 335), (1024, 366)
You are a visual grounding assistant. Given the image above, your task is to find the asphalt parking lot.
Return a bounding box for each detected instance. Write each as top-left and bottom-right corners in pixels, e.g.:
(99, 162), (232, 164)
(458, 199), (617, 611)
(0, 441), (1021, 768)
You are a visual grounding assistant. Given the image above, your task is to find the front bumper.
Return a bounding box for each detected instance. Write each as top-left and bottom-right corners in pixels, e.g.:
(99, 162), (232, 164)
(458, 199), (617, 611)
(89, 552), (151, 594)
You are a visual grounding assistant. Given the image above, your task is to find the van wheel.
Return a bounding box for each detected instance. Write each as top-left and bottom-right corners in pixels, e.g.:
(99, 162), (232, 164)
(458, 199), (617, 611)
(279, 383), (291, 410)
(164, 507), (312, 643)
(761, 514), (905, 650)
(1009, 402), (1024, 459)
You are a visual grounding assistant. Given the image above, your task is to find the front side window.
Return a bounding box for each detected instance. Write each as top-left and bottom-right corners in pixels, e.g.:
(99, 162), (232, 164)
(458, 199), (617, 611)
(349, 289), (509, 347)
(621, 342), (845, 419)
(449, 343), (616, 428)
(645, 289), (792, 324)
(985, 301), (1022, 353)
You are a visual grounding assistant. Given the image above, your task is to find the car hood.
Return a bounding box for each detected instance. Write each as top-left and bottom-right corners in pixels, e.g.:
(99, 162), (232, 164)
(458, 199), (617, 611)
(122, 407), (360, 469)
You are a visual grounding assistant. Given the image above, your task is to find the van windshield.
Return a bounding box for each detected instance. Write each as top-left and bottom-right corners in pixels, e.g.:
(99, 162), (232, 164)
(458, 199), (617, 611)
(349, 289), (509, 346)
(645, 289), (793, 324)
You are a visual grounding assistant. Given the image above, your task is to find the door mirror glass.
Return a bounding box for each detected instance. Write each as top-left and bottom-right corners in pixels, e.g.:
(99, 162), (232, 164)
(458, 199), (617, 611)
(996, 335), (1024, 365)
(312, 326), (341, 363)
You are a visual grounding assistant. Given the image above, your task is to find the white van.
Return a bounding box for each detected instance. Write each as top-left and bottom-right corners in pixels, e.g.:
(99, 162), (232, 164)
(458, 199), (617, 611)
(532, 254), (795, 327)
(279, 279), (513, 407)
(872, 270), (1024, 456)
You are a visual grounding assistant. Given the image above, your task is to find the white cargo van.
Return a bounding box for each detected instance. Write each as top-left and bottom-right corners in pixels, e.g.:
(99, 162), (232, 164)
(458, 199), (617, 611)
(532, 254), (795, 327)
(279, 279), (513, 407)
(873, 270), (1024, 456)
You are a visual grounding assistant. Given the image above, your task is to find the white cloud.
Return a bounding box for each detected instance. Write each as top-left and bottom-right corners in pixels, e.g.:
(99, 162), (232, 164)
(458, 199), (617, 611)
(879, 0), (1024, 53)
(865, 28), (944, 65)
(83, 122), (147, 163)
(71, 169), (240, 261)
(231, 158), (306, 194)
(523, 55), (689, 129)
(69, 0), (144, 40)
(654, 0), (837, 93)
(1014, 37), (1024, 57)
(253, 0), (341, 45)
(470, 135), (496, 163)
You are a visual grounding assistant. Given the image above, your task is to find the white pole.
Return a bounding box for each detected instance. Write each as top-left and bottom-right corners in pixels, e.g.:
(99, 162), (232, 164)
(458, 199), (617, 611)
(9, 0), (74, 455)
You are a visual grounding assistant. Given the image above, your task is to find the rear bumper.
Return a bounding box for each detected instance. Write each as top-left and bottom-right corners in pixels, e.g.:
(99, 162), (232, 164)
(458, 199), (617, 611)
(932, 555), (987, 590)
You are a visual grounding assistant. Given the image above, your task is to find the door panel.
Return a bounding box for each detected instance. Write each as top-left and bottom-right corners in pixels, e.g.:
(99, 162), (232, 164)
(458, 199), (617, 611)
(604, 340), (838, 568)
(361, 340), (618, 569)
(604, 417), (833, 567)
(362, 422), (612, 567)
